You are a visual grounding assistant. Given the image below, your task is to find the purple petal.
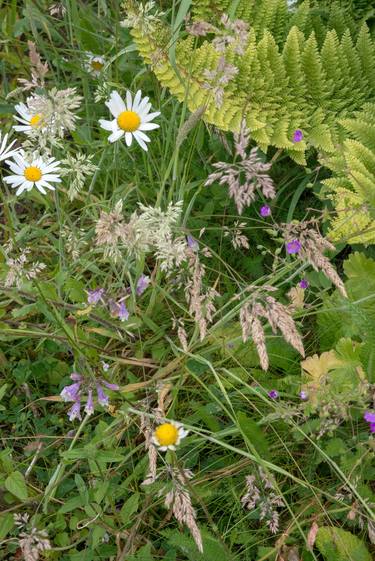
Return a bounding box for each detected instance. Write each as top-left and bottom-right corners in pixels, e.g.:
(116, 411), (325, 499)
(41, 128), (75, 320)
(136, 274), (150, 295)
(299, 390), (308, 400)
(187, 235), (199, 252)
(84, 389), (94, 416)
(101, 379), (120, 391)
(260, 205), (271, 217)
(286, 240), (301, 254)
(268, 390), (279, 399)
(292, 129), (303, 143)
(68, 400), (81, 421)
(299, 279), (309, 289)
(96, 383), (109, 407)
(87, 288), (105, 305)
(118, 302), (129, 321)
(101, 361), (110, 371)
(370, 422), (375, 434)
(364, 411), (375, 423)
(60, 382), (81, 402)
(70, 372), (83, 382)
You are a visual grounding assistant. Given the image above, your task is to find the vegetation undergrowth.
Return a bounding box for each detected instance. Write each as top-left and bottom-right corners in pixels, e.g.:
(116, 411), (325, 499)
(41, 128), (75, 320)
(0, 1), (374, 560)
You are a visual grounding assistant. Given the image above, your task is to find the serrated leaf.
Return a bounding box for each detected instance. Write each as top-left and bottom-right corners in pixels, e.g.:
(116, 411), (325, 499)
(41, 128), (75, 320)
(316, 526), (372, 561)
(5, 471), (28, 501)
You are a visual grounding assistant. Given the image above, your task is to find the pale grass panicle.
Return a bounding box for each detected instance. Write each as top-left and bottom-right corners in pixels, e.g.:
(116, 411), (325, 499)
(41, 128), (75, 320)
(241, 467), (284, 535)
(3, 243), (46, 289)
(203, 55), (238, 108)
(15, 41), (49, 93)
(224, 221), (249, 250)
(206, 123), (275, 213)
(240, 286), (304, 371)
(14, 514), (51, 561)
(17, 87), (82, 149)
(61, 152), (97, 201)
(185, 252), (219, 341)
(282, 220), (347, 297)
(95, 200), (187, 269)
(120, 0), (165, 33)
(163, 467), (203, 553)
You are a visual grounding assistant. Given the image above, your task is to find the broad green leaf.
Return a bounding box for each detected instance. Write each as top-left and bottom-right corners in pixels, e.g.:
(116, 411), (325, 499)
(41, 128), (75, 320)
(59, 495), (85, 514)
(120, 492), (140, 526)
(0, 514), (14, 540)
(237, 412), (270, 459)
(316, 526), (372, 561)
(5, 471), (28, 501)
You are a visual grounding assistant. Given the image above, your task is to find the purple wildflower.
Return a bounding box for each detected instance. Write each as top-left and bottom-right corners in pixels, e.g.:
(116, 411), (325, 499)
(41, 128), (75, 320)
(96, 383), (109, 407)
(286, 239), (301, 254)
(268, 390), (279, 399)
(68, 400), (81, 421)
(136, 274), (150, 296)
(299, 390), (308, 401)
(101, 361), (110, 371)
(101, 380), (120, 391)
(260, 205), (271, 217)
(299, 279), (309, 289)
(70, 372), (83, 382)
(292, 129), (303, 143)
(364, 411), (375, 423)
(87, 288), (105, 305)
(118, 302), (129, 321)
(84, 389), (94, 416)
(187, 235), (199, 252)
(60, 381), (81, 402)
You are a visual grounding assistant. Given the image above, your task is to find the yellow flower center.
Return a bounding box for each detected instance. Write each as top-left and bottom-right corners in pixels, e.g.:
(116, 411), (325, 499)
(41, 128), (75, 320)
(30, 114), (42, 127)
(91, 60), (104, 71)
(117, 111), (141, 132)
(154, 423), (178, 446)
(24, 166), (42, 182)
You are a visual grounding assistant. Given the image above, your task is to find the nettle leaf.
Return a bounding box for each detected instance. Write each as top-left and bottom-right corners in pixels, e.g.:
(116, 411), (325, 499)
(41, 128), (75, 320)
(5, 471), (28, 501)
(315, 526), (372, 561)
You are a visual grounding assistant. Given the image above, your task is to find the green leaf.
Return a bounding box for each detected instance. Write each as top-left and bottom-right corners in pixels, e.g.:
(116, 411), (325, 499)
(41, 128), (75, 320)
(5, 471), (28, 501)
(316, 526), (372, 561)
(237, 412), (270, 459)
(59, 495), (85, 514)
(120, 492), (140, 526)
(0, 513), (14, 540)
(0, 383), (8, 402)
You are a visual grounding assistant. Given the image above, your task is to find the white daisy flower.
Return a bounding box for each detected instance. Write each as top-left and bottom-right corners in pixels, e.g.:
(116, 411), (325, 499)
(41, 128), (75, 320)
(13, 102), (45, 134)
(151, 420), (188, 451)
(99, 90), (160, 150)
(4, 152), (62, 196)
(0, 132), (19, 162)
(85, 53), (106, 76)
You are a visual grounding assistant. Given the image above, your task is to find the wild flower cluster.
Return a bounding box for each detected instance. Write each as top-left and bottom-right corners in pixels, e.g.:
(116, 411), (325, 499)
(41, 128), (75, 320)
(1, 2), (374, 560)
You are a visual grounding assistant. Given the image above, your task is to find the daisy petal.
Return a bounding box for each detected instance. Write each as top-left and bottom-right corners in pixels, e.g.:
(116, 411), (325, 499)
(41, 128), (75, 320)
(125, 132), (133, 146)
(108, 129), (124, 143)
(139, 122), (160, 131)
(132, 90), (142, 111)
(106, 91), (125, 117)
(99, 119), (115, 131)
